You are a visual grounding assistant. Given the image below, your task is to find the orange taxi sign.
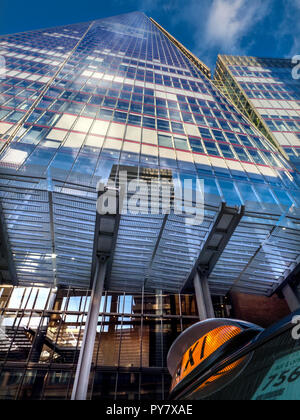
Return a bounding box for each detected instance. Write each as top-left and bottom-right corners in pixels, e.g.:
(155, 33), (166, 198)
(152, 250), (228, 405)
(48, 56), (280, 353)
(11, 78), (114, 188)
(170, 325), (242, 391)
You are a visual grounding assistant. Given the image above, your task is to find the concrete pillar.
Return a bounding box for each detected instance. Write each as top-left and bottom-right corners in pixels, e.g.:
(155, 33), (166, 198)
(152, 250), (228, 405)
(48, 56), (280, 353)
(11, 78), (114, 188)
(47, 287), (58, 311)
(202, 276), (215, 319)
(193, 272), (208, 321)
(282, 284), (300, 312)
(71, 256), (107, 400)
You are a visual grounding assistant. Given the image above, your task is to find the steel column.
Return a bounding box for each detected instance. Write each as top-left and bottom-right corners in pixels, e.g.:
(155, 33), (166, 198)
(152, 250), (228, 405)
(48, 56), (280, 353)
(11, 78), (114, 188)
(193, 272), (208, 321)
(202, 276), (215, 318)
(47, 287), (58, 311)
(71, 256), (107, 400)
(282, 284), (300, 312)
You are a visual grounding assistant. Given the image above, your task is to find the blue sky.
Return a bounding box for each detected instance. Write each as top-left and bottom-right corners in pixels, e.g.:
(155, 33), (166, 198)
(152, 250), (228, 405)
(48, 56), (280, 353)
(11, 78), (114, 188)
(1, 0), (300, 71)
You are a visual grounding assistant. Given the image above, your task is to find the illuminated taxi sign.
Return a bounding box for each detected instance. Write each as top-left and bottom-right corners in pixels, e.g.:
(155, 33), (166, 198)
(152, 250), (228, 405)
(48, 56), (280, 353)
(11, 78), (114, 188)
(171, 325), (242, 392)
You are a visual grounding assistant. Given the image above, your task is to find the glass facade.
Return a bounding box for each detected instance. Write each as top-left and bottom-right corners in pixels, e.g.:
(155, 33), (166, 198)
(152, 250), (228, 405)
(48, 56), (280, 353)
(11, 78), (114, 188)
(0, 12), (300, 400)
(0, 12), (299, 297)
(0, 285), (215, 400)
(214, 55), (300, 173)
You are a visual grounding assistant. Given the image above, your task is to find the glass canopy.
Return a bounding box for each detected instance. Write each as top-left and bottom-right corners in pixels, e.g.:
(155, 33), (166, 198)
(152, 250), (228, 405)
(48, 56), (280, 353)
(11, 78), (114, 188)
(1, 171), (299, 297)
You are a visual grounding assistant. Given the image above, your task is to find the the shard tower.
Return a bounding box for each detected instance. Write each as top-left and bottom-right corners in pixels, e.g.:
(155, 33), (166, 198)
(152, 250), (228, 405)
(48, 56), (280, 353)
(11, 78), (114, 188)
(0, 12), (299, 400)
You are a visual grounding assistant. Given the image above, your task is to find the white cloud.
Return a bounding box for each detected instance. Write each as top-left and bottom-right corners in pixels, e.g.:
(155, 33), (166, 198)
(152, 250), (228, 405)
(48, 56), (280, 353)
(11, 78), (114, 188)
(138, 0), (266, 53)
(204, 0), (267, 50)
(135, 0), (297, 66)
(148, 0), (271, 68)
(278, 0), (300, 57)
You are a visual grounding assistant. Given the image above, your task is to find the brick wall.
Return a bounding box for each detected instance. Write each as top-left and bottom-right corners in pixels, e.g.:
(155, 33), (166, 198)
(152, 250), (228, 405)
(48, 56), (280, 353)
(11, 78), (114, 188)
(229, 291), (290, 328)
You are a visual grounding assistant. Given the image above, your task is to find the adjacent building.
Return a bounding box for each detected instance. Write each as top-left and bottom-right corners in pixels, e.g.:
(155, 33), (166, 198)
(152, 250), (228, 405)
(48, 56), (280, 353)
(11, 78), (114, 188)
(214, 55), (300, 173)
(0, 12), (299, 400)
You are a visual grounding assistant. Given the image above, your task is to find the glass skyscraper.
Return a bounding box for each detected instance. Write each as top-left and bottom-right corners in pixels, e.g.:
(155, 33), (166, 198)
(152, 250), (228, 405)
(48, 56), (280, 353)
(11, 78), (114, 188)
(0, 12), (299, 400)
(214, 55), (300, 173)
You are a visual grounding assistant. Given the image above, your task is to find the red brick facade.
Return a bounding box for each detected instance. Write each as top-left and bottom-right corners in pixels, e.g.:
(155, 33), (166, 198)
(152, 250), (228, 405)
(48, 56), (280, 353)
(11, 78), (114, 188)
(229, 291), (290, 328)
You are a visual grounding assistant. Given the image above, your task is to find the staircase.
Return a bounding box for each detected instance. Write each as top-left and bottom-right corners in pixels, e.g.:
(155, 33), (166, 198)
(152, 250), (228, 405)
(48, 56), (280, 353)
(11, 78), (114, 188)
(0, 326), (33, 361)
